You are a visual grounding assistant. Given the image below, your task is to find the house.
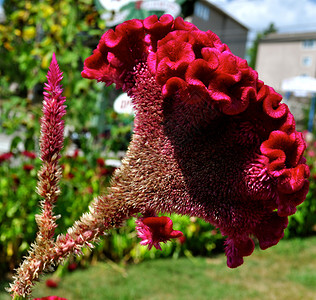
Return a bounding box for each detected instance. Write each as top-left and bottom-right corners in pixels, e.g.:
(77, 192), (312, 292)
(256, 31), (316, 130)
(191, 0), (248, 58)
(256, 31), (316, 92)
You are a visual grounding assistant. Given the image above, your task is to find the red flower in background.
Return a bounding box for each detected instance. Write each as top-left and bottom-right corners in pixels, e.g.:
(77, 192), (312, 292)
(22, 150), (37, 159)
(0, 152), (13, 163)
(67, 262), (77, 272)
(45, 279), (58, 288)
(66, 149), (79, 159)
(84, 186), (94, 194)
(307, 150), (315, 157)
(135, 0), (143, 10)
(96, 157), (105, 167)
(82, 14), (309, 268)
(65, 172), (75, 179)
(178, 235), (186, 245)
(23, 164), (34, 171)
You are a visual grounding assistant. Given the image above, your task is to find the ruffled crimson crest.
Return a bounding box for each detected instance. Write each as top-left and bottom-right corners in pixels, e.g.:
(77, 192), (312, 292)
(82, 15), (309, 268)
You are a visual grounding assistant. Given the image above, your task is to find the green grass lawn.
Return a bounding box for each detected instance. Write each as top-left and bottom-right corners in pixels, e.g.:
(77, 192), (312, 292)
(1, 236), (316, 300)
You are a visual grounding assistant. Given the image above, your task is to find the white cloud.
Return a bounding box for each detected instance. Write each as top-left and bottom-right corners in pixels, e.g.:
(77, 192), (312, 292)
(208, 0), (316, 36)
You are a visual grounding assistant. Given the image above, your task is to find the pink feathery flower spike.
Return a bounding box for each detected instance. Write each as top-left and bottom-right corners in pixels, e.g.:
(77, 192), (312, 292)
(10, 53), (66, 298)
(39, 52), (66, 162)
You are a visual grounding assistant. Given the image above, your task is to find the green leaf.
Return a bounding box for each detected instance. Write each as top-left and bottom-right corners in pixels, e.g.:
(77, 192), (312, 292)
(10, 136), (22, 151)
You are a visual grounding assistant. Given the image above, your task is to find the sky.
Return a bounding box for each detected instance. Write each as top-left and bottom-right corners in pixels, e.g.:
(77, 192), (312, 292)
(208, 0), (316, 42)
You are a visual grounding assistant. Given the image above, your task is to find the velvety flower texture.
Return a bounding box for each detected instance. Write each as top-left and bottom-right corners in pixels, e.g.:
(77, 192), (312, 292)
(82, 15), (309, 268)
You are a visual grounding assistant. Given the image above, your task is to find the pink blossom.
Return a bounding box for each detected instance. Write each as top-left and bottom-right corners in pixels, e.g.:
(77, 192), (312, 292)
(45, 279), (58, 289)
(22, 150), (37, 159)
(0, 152), (13, 163)
(23, 164), (34, 171)
(136, 216), (183, 250)
(67, 262), (77, 272)
(65, 172), (75, 179)
(97, 157), (105, 167)
(82, 15), (309, 268)
(72, 149), (79, 158)
(307, 150), (315, 158)
(84, 186), (94, 194)
(178, 235), (186, 245)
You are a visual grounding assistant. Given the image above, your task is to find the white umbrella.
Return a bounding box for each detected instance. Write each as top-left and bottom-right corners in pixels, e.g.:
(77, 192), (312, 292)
(281, 76), (316, 96)
(281, 76), (316, 131)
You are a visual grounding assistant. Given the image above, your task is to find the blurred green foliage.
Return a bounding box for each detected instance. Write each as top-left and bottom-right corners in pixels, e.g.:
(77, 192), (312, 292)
(0, 0), (108, 138)
(0, 0), (134, 154)
(285, 132), (316, 237)
(0, 150), (116, 274)
(0, 1), (133, 275)
(0, 149), (222, 275)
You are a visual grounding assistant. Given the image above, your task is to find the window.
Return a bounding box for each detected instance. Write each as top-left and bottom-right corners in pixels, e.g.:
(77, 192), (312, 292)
(302, 39), (316, 49)
(302, 56), (312, 67)
(194, 2), (210, 21)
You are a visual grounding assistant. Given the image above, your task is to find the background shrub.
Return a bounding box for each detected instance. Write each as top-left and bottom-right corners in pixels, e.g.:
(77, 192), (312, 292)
(285, 131), (316, 237)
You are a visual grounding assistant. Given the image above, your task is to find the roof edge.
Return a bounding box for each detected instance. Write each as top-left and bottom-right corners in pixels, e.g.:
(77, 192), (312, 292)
(260, 31), (316, 43)
(203, 0), (249, 31)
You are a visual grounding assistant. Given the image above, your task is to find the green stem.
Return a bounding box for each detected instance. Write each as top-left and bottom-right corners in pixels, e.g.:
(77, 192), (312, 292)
(13, 295), (26, 300)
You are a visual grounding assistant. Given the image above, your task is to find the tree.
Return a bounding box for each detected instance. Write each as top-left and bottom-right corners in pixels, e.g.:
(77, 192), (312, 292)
(248, 23), (277, 70)
(0, 0), (107, 137)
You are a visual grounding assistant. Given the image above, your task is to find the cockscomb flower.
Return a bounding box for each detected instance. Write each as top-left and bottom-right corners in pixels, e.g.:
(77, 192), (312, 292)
(9, 15), (311, 298)
(82, 14), (309, 268)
